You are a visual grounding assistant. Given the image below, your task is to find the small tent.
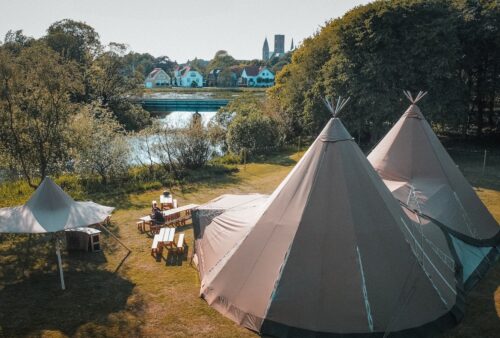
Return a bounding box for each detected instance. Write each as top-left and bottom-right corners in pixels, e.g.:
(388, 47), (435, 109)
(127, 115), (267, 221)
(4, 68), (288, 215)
(0, 177), (117, 289)
(197, 98), (462, 337)
(368, 91), (499, 289)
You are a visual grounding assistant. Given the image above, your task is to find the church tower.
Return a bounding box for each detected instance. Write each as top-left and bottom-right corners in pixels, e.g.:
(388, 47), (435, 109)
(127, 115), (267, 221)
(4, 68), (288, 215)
(262, 37), (270, 61)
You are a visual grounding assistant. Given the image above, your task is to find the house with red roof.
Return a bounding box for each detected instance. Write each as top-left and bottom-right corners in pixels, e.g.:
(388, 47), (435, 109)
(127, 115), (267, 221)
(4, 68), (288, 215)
(239, 66), (274, 87)
(173, 66), (204, 87)
(144, 68), (171, 88)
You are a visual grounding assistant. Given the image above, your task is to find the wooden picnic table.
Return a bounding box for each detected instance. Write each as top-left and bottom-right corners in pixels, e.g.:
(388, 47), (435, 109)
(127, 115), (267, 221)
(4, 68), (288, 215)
(138, 204), (199, 233)
(151, 227), (176, 256)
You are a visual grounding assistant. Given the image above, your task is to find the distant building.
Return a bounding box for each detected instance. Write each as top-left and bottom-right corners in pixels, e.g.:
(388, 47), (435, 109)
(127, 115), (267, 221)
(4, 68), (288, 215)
(207, 68), (222, 87)
(144, 68), (171, 88)
(274, 34), (285, 54)
(239, 66), (274, 87)
(262, 34), (292, 61)
(173, 66), (203, 87)
(262, 37), (270, 61)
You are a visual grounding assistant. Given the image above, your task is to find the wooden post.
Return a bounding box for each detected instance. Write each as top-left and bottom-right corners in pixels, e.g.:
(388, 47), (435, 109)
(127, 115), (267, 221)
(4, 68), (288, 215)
(56, 243), (65, 290)
(482, 150), (487, 176)
(99, 223), (132, 253)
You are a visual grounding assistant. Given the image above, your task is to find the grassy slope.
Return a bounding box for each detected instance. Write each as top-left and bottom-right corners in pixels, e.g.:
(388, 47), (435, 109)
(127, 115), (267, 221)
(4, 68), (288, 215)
(0, 150), (498, 337)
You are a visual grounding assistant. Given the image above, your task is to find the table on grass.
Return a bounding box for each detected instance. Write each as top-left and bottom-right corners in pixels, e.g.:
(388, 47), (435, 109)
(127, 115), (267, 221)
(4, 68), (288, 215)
(151, 227), (176, 256)
(138, 204), (199, 232)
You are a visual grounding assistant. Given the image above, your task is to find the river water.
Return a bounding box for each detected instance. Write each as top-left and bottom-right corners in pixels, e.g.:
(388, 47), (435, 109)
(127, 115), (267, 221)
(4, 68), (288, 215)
(156, 110), (216, 128)
(130, 110), (218, 165)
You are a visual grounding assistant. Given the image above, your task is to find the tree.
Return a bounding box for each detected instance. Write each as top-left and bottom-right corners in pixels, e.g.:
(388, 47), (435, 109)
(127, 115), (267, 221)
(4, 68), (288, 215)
(90, 43), (151, 130)
(2, 30), (34, 54)
(45, 19), (101, 65)
(207, 50), (238, 74)
(187, 58), (208, 77)
(0, 43), (83, 187)
(71, 105), (130, 184)
(453, 0), (500, 136)
(226, 112), (278, 155)
(217, 68), (237, 87)
(172, 118), (212, 170)
(270, 0), (478, 143)
(153, 55), (177, 75)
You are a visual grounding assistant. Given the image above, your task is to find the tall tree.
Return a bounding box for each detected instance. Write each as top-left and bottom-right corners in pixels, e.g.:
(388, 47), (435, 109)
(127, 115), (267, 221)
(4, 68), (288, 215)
(90, 43), (151, 130)
(2, 30), (34, 54)
(0, 43), (83, 187)
(45, 19), (101, 65)
(270, 0), (491, 143)
(454, 0), (500, 136)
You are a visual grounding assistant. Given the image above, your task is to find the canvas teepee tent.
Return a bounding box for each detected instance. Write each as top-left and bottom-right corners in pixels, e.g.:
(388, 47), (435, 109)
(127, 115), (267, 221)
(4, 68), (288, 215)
(368, 91), (499, 289)
(0, 177), (118, 289)
(193, 193), (269, 278)
(197, 98), (462, 337)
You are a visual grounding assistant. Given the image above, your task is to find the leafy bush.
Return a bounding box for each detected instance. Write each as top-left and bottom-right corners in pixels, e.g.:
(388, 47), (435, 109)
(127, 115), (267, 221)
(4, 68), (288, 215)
(226, 112), (278, 155)
(71, 105), (130, 184)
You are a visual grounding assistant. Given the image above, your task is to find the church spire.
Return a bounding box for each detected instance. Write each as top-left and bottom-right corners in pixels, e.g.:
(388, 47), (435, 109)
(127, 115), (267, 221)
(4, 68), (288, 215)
(262, 37), (270, 61)
(290, 38), (294, 51)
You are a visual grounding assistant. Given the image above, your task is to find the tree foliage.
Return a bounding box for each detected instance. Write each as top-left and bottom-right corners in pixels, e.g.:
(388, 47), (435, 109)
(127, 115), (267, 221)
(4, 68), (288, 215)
(71, 105), (130, 184)
(45, 19), (101, 65)
(226, 112), (278, 155)
(90, 43), (151, 130)
(270, 0), (500, 142)
(0, 43), (82, 187)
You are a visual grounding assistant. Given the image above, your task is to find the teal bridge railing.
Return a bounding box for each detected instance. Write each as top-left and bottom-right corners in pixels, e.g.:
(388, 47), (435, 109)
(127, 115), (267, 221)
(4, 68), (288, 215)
(137, 98), (230, 112)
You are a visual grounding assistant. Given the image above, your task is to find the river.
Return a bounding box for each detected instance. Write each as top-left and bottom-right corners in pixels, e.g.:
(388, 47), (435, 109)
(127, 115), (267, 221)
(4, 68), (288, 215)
(130, 110), (218, 165)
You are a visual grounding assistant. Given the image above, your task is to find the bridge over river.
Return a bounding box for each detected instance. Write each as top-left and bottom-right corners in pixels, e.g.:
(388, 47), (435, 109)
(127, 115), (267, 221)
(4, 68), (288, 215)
(137, 98), (230, 112)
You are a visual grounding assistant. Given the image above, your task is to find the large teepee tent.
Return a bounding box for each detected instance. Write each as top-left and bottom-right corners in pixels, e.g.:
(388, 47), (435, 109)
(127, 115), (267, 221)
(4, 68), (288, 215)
(195, 98), (462, 337)
(368, 91), (499, 289)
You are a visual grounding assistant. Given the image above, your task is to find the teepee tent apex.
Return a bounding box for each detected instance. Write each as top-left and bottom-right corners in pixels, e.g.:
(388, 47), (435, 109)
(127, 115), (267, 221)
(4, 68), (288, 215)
(323, 96), (350, 117)
(403, 90), (427, 104)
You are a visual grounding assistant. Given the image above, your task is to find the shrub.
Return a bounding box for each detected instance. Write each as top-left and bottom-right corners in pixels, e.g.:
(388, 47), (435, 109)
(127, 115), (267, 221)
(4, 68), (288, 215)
(226, 112), (278, 155)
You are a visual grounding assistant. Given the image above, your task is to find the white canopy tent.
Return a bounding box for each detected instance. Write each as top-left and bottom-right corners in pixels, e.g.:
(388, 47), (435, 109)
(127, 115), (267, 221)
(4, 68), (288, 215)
(0, 177), (120, 289)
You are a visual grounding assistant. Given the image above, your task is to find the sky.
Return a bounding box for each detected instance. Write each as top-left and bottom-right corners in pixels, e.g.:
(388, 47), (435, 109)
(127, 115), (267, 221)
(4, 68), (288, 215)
(0, 0), (371, 63)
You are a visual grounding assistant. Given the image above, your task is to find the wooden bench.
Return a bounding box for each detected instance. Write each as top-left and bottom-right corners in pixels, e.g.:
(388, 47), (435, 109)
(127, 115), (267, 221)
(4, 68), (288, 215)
(151, 228), (168, 257)
(151, 234), (162, 257)
(150, 221), (162, 234)
(176, 234), (185, 254)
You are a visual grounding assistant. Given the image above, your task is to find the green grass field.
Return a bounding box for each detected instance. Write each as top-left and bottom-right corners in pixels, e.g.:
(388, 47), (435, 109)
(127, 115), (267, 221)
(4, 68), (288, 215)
(0, 149), (498, 337)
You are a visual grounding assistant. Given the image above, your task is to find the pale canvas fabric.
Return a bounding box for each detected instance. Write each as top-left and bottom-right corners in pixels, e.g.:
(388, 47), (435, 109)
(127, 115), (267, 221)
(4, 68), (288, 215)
(0, 177), (114, 233)
(199, 118), (458, 334)
(195, 194), (268, 279)
(367, 104), (499, 243)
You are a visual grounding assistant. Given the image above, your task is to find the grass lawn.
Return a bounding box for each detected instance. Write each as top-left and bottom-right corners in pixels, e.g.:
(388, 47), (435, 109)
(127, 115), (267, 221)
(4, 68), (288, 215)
(0, 149), (499, 337)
